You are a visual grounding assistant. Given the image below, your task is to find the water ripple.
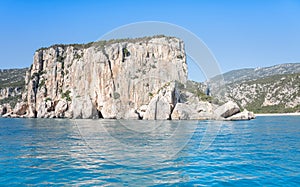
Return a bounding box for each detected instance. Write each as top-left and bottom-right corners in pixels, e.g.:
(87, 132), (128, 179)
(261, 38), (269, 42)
(0, 116), (299, 186)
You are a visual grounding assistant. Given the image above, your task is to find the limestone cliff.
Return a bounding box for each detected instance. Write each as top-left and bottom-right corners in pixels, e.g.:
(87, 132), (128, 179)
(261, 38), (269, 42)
(21, 36), (187, 119)
(1, 36), (253, 120)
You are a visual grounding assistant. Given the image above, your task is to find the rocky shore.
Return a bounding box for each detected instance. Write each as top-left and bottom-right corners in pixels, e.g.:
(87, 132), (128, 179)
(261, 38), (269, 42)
(0, 36), (254, 120)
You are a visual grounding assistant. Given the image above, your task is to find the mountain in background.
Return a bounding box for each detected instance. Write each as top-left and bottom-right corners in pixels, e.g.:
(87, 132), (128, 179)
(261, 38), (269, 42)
(1, 61), (299, 114)
(0, 68), (27, 108)
(209, 63), (300, 113)
(225, 73), (300, 113)
(212, 63), (300, 84)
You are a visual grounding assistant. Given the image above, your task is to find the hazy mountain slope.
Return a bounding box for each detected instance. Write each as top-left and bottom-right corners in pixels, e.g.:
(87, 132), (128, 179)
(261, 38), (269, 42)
(212, 63), (300, 84)
(0, 68), (27, 107)
(226, 73), (300, 113)
(0, 68), (27, 88)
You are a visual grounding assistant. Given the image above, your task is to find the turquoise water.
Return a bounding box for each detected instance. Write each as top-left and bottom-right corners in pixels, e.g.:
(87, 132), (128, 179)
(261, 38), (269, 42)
(0, 116), (299, 186)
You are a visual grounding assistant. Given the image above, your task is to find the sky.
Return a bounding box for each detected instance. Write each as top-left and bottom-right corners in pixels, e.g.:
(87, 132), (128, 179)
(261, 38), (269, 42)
(0, 0), (299, 81)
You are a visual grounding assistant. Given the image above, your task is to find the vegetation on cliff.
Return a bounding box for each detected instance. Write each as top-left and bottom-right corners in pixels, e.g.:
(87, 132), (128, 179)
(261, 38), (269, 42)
(227, 73), (300, 113)
(0, 68), (27, 108)
(1, 39), (299, 117)
(0, 68), (27, 89)
(36, 35), (176, 52)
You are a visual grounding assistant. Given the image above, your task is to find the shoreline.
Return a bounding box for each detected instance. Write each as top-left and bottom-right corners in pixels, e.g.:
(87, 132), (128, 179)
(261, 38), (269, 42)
(255, 113), (300, 116)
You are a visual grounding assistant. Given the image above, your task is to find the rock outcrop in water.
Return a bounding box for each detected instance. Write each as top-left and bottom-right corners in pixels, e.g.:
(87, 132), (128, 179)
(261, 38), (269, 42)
(1, 36), (254, 120)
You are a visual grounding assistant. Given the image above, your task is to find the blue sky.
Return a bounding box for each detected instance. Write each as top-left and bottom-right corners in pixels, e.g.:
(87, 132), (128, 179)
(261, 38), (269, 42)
(0, 0), (299, 81)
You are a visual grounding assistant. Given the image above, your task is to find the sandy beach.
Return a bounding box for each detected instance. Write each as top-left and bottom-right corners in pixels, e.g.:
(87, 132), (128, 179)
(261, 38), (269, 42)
(255, 113), (300, 116)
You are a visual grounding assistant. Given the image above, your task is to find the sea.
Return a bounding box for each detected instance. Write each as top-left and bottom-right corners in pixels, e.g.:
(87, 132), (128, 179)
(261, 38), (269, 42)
(0, 116), (299, 186)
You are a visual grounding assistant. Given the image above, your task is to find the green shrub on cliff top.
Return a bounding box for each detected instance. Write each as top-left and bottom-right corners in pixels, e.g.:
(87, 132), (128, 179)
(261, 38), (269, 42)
(36, 35), (175, 52)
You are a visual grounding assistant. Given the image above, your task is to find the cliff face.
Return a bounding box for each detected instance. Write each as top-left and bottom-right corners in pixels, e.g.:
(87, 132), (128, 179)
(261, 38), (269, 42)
(0, 36), (253, 120)
(22, 36), (187, 119)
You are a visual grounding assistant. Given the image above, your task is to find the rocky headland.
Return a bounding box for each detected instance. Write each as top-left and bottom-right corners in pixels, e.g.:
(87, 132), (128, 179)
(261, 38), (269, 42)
(0, 36), (254, 120)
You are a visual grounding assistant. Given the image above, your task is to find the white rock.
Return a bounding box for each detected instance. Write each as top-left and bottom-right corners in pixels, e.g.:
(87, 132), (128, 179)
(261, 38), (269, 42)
(55, 100), (68, 118)
(13, 102), (28, 116)
(214, 101), (240, 118)
(137, 105), (148, 118)
(171, 102), (215, 120)
(125, 108), (140, 120)
(22, 36), (187, 119)
(171, 103), (191, 120)
(227, 109), (256, 121)
(143, 95), (171, 120)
